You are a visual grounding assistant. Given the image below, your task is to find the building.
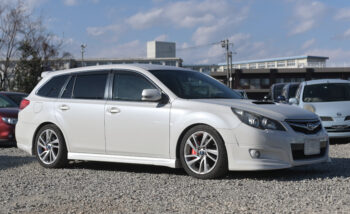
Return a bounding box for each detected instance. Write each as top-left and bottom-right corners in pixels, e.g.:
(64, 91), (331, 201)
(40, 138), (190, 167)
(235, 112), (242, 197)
(218, 55), (329, 71)
(147, 41), (176, 58)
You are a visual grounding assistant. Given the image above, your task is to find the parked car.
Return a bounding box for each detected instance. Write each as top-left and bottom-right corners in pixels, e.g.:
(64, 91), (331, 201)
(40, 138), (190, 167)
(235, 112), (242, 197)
(0, 92), (28, 106)
(289, 79), (350, 139)
(0, 94), (19, 146)
(279, 83), (300, 103)
(235, 89), (248, 99)
(16, 65), (329, 179)
(265, 83), (286, 102)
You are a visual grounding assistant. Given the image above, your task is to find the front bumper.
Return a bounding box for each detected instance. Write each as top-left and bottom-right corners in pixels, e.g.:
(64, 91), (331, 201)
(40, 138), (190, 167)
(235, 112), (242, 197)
(322, 120), (350, 138)
(218, 122), (329, 171)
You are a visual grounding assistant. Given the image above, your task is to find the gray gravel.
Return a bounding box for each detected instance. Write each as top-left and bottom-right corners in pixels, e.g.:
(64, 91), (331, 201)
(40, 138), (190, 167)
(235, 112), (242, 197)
(1, 142), (350, 214)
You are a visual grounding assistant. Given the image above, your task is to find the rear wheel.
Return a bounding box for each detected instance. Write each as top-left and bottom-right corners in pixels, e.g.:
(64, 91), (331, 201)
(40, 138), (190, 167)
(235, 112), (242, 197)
(34, 124), (67, 168)
(180, 125), (228, 179)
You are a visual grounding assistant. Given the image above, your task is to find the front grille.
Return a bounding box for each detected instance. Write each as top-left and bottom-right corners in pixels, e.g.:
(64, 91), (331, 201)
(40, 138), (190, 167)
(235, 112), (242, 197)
(291, 141), (327, 160)
(286, 119), (322, 134)
(320, 116), (333, 121)
(325, 126), (350, 133)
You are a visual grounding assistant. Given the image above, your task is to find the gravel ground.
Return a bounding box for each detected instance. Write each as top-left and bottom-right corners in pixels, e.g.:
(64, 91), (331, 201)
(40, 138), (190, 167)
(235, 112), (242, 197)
(1, 142), (350, 214)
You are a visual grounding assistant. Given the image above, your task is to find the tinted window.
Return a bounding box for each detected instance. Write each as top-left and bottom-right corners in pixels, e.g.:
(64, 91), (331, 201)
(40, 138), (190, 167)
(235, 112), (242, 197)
(303, 83), (350, 102)
(4, 94), (27, 106)
(150, 70), (240, 99)
(113, 73), (156, 101)
(73, 74), (107, 99)
(288, 84), (299, 98)
(273, 84), (285, 100)
(61, 76), (75, 98)
(37, 75), (69, 98)
(0, 94), (16, 108)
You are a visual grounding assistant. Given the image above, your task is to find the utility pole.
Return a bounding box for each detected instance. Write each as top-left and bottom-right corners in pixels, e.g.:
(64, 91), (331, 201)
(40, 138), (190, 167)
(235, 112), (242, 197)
(221, 39), (234, 88)
(81, 44), (86, 67)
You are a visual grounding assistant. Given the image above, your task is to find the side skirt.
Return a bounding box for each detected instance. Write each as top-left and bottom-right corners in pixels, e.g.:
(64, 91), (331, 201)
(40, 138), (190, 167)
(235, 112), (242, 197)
(68, 153), (177, 168)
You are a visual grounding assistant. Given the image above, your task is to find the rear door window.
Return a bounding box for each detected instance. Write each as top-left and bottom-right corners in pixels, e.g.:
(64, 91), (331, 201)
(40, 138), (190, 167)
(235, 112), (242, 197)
(37, 75), (69, 98)
(72, 73), (108, 100)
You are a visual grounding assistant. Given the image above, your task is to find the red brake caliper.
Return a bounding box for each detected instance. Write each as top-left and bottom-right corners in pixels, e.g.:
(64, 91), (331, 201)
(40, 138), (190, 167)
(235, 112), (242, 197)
(191, 148), (197, 155)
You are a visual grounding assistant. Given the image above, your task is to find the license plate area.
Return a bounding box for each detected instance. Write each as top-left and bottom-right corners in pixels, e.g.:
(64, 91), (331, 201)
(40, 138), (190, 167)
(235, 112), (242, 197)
(304, 140), (320, 155)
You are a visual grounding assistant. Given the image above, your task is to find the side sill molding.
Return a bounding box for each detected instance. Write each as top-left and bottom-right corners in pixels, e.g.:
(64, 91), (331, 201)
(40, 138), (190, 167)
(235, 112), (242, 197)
(68, 153), (177, 168)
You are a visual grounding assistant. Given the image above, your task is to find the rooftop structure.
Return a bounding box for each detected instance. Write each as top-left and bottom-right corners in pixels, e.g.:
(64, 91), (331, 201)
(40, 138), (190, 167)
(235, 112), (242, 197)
(147, 41), (176, 59)
(218, 55), (329, 70)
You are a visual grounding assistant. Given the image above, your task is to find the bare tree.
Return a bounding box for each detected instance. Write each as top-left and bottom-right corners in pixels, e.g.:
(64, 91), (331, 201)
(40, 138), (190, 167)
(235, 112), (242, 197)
(0, 2), (28, 90)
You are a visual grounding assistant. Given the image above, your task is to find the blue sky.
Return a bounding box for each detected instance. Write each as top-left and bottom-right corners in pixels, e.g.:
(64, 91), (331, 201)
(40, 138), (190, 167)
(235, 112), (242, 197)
(11, 0), (350, 66)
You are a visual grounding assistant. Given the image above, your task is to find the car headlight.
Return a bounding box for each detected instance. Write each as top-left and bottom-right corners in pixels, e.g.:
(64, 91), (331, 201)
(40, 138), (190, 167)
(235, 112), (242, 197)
(231, 108), (285, 131)
(2, 117), (18, 125)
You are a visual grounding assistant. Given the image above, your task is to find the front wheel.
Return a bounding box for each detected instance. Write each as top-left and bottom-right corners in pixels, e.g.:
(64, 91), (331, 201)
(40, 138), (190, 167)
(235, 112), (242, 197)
(34, 124), (68, 168)
(180, 125), (228, 179)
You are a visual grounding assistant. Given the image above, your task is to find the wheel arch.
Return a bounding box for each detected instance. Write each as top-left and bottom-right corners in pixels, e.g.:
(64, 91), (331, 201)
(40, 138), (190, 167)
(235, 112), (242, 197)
(31, 122), (66, 155)
(175, 123), (227, 168)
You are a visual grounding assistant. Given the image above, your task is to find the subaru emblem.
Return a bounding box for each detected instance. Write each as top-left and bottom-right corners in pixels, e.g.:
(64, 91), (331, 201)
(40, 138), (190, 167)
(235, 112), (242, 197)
(337, 112), (342, 117)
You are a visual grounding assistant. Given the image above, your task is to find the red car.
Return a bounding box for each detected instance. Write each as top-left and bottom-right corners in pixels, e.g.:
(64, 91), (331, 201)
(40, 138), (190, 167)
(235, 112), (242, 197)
(0, 94), (19, 146)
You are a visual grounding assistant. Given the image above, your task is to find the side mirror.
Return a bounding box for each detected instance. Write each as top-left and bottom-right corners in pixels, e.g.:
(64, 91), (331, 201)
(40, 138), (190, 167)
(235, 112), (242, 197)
(142, 89), (162, 102)
(289, 97), (298, 105)
(277, 95), (286, 102)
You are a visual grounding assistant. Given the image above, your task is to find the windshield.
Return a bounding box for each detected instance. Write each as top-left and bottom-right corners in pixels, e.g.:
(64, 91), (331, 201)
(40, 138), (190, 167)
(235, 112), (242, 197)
(149, 70), (241, 99)
(5, 94), (27, 106)
(303, 83), (350, 102)
(288, 84), (299, 98)
(0, 95), (17, 108)
(273, 84), (285, 100)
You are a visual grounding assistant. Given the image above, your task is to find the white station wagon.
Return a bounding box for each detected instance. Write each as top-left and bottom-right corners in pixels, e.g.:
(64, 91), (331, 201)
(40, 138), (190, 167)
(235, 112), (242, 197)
(16, 64), (329, 179)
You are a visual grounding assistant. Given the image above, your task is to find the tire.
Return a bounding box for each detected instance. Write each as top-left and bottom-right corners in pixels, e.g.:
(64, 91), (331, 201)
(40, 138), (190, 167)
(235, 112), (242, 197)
(34, 124), (68, 168)
(179, 125), (228, 179)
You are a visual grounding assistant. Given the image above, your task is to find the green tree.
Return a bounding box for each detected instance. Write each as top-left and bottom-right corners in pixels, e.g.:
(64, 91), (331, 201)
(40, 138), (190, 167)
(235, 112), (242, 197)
(14, 40), (42, 93)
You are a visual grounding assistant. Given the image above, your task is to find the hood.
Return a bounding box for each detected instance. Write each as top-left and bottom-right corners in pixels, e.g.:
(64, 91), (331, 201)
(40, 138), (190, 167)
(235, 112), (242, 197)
(305, 101), (350, 118)
(193, 99), (318, 121)
(0, 107), (19, 118)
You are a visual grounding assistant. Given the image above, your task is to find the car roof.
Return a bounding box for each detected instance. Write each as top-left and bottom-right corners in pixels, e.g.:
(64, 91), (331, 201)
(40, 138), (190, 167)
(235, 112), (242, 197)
(42, 64), (190, 78)
(304, 79), (350, 85)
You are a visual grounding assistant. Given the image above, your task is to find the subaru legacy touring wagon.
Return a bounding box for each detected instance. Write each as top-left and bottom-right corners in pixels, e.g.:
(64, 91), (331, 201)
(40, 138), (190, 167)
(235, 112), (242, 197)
(16, 64), (329, 179)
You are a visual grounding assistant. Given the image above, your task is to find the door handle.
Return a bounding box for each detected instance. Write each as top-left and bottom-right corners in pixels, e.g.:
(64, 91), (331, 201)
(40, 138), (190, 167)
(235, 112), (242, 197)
(59, 104), (70, 111)
(108, 107), (120, 114)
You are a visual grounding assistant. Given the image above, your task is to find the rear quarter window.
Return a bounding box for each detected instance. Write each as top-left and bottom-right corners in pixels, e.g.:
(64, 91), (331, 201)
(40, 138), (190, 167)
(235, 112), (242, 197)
(37, 75), (69, 98)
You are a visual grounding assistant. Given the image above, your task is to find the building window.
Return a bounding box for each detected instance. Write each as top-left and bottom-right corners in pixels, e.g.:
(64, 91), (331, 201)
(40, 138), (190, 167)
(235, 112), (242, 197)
(267, 62), (275, 68)
(287, 60), (295, 67)
(240, 64), (248, 69)
(261, 78), (270, 88)
(277, 61), (286, 67)
(258, 63), (265, 69)
(250, 79), (261, 89)
(239, 79), (249, 88)
(249, 63), (256, 69)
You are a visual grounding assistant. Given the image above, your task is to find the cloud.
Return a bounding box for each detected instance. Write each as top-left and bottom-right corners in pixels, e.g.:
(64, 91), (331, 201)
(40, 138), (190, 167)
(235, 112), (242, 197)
(63, 0), (78, 6)
(302, 38), (316, 49)
(86, 24), (122, 37)
(289, 1), (326, 35)
(126, 9), (163, 29)
(334, 8), (350, 20)
(306, 48), (350, 67)
(126, 0), (247, 30)
(154, 34), (168, 41)
(94, 40), (145, 58)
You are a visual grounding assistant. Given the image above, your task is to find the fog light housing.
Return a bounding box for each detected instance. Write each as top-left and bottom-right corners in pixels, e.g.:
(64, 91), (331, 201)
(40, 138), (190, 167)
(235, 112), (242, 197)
(249, 149), (261, 159)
